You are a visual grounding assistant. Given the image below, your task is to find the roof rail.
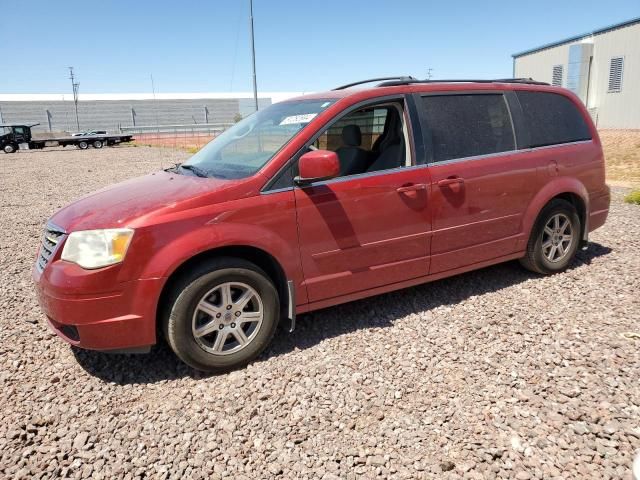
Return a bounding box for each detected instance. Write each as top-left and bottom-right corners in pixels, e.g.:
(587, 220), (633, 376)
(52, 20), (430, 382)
(333, 76), (417, 90)
(376, 77), (549, 87)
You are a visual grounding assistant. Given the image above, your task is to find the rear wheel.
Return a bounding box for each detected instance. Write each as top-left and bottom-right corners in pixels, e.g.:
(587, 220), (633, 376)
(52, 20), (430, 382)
(3, 144), (16, 153)
(93, 140), (103, 149)
(520, 199), (580, 274)
(78, 141), (89, 150)
(162, 257), (280, 372)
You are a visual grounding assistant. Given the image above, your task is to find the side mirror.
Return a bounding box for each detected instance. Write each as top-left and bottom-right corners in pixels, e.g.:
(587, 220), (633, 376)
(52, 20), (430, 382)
(294, 149), (340, 186)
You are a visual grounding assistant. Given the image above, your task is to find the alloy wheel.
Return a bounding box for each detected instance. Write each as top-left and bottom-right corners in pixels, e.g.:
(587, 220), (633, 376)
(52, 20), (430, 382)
(542, 213), (574, 263)
(191, 282), (264, 355)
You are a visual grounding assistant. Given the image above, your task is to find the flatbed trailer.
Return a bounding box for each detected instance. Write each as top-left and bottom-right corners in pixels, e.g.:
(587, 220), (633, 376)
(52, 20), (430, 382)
(1, 123), (134, 153)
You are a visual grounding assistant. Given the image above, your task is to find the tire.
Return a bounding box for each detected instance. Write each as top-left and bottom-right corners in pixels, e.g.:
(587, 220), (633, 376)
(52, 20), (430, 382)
(162, 257), (280, 372)
(519, 199), (581, 275)
(78, 141), (88, 150)
(3, 144), (16, 154)
(93, 140), (103, 149)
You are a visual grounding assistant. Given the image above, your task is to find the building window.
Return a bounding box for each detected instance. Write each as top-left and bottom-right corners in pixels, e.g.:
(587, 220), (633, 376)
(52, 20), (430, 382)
(608, 57), (624, 93)
(552, 65), (564, 86)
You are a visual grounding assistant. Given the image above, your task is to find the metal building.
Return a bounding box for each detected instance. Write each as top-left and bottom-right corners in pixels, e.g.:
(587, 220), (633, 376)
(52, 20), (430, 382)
(0, 92), (300, 135)
(512, 17), (640, 129)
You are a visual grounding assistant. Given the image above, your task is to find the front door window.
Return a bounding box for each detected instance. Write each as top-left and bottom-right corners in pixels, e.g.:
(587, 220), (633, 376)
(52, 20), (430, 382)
(310, 101), (411, 178)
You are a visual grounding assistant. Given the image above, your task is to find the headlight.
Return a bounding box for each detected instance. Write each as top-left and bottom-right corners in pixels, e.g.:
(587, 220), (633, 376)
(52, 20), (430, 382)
(61, 228), (134, 269)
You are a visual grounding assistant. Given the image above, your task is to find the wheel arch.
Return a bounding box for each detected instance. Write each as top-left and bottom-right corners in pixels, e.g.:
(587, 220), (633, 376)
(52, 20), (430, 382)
(157, 245), (289, 333)
(553, 192), (587, 240)
(520, 178), (589, 249)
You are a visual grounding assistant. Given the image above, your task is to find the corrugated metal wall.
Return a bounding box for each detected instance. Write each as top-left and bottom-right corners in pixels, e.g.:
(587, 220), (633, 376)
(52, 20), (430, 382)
(514, 22), (640, 129)
(0, 97), (271, 134)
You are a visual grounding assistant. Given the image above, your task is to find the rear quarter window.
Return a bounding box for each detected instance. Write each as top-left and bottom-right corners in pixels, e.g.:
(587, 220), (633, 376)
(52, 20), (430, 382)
(516, 91), (591, 148)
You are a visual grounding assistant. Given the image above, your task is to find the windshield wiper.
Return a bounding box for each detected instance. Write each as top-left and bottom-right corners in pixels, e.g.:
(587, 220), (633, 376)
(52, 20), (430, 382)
(179, 164), (209, 178)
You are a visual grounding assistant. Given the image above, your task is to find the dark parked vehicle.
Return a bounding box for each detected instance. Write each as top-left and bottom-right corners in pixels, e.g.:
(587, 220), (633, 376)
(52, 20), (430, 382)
(33, 77), (610, 372)
(1, 124), (132, 153)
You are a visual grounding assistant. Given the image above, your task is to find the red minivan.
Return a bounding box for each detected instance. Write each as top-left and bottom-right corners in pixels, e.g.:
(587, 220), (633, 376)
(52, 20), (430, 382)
(33, 78), (610, 372)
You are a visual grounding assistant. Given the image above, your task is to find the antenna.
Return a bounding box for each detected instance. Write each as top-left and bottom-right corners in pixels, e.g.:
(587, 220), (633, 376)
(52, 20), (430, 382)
(68, 67), (80, 131)
(249, 0), (259, 112)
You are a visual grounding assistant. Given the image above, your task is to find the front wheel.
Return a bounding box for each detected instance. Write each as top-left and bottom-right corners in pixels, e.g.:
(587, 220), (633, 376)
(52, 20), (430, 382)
(3, 144), (16, 153)
(162, 257), (280, 372)
(520, 199), (581, 274)
(78, 141), (89, 150)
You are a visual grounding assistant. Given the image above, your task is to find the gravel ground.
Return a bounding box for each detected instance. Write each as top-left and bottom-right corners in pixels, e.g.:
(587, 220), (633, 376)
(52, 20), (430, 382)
(1, 146), (639, 479)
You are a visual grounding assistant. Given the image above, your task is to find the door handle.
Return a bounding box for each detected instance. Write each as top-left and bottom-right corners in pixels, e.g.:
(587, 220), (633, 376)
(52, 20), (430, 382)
(437, 177), (465, 187)
(396, 183), (427, 193)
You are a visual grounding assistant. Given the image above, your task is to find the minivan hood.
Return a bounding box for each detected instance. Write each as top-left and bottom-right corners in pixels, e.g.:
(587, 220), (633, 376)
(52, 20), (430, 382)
(50, 171), (245, 232)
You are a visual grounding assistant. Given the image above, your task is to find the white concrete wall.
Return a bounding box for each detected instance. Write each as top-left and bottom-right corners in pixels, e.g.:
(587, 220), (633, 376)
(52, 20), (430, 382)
(514, 22), (640, 129)
(0, 93), (305, 133)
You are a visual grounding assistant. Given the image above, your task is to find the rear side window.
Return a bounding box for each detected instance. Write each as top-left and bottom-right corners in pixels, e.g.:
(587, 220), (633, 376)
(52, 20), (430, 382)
(421, 94), (515, 162)
(516, 91), (591, 148)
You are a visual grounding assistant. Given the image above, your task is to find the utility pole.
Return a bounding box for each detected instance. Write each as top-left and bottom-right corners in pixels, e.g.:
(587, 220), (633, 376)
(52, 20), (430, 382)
(68, 67), (80, 131)
(150, 74), (160, 129)
(426, 68), (433, 80)
(249, 0), (259, 112)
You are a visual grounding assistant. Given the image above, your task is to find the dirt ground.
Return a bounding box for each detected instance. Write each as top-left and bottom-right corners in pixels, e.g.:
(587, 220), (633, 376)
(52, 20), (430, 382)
(134, 132), (216, 151)
(599, 130), (640, 188)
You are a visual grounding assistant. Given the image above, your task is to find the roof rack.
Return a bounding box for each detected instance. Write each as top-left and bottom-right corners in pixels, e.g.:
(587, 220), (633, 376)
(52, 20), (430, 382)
(376, 77), (549, 87)
(333, 77), (549, 91)
(333, 76), (417, 90)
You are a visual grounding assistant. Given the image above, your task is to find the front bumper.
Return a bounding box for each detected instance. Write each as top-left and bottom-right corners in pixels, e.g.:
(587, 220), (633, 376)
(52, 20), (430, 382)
(33, 261), (164, 351)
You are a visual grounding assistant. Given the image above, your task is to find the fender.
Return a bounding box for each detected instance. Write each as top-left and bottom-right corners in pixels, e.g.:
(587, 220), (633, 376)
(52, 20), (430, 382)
(138, 220), (301, 285)
(517, 176), (589, 251)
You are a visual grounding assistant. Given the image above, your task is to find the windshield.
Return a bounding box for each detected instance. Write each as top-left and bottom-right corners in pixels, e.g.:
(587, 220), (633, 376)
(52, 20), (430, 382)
(181, 99), (334, 179)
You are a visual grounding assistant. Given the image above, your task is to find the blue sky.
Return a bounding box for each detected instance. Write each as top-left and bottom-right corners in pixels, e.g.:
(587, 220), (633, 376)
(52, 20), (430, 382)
(1, 0), (638, 93)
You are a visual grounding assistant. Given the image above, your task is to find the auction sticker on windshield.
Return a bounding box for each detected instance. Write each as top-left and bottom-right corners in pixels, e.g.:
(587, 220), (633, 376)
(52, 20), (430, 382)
(279, 113), (317, 125)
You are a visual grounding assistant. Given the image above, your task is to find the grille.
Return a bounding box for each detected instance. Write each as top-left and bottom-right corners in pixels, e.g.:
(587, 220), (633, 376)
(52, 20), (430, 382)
(36, 225), (65, 273)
